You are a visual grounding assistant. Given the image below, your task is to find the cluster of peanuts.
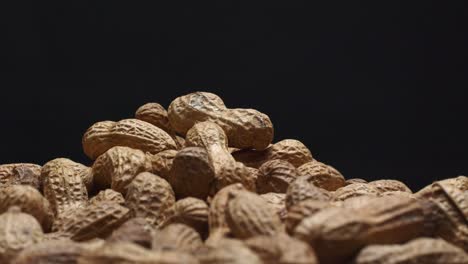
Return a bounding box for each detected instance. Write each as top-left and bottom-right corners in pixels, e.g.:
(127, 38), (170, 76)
(0, 92), (467, 264)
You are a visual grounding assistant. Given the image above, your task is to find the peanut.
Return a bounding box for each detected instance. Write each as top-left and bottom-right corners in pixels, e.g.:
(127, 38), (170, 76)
(297, 160), (346, 191)
(0, 163), (42, 190)
(168, 91), (273, 150)
(12, 239), (84, 264)
(285, 175), (331, 209)
(162, 197), (209, 238)
(256, 159), (298, 194)
(196, 238), (262, 264)
(152, 223), (203, 253)
(108, 217), (154, 248)
(82, 119), (177, 160)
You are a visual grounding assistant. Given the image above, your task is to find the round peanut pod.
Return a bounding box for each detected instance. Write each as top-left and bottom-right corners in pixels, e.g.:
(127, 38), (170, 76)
(11, 238), (84, 264)
(125, 172), (176, 227)
(368, 179), (412, 194)
(82, 119), (177, 160)
(168, 147), (215, 199)
(0, 207), (44, 263)
(163, 197), (209, 238)
(260, 192), (287, 221)
(0, 185), (54, 232)
(256, 159), (298, 194)
(245, 233), (318, 264)
(42, 158), (89, 217)
(232, 139), (314, 168)
(185, 121), (256, 194)
(225, 190), (283, 239)
(297, 161), (345, 191)
(285, 175), (331, 210)
(293, 196), (437, 264)
(206, 183), (246, 245)
(89, 189), (125, 206)
(53, 201), (131, 241)
(285, 199), (331, 234)
(354, 237), (468, 264)
(135, 103), (184, 149)
(0, 163), (42, 190)
(196, 238), (262, 264)
(345, 178), (368, 185)
(332, 183), (380, 201)
(91, 146), (152, 193)
(148, 149), (178, 181)
(152, 223), (203, 253)
(78, 241), (198, 264)
(168, 91), (274, 150)
(108, 217), (154, 249)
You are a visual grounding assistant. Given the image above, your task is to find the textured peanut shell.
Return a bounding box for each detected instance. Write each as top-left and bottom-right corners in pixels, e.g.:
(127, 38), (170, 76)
(12, 239), (84, 264)
(148, 149), (178, 181)
(285, 199), (330, 234)
(0, 207), (44, 263)
(0, 163), (42, 190)
(168, 147), (215, 199)
(293, 196), (436, 264)
(333, 183), (380, 201)
(345, 178), (368, 185)
(152, 224), (203, 253)
(207, 184), (246, 245)
(135, 103), (183, 149)
(185, 121), (256, 194)
(232, 139), (313, 168)
(42, 158), (89, 217)
(285, 175), (331, 209)
(163, 197), (209, 237)
(297, 161), (345, 191)
(82, 119), (177, 160)
(256, 159), (297, 194)
(89, 189), (125, 206)
(53, 201), (131, 241)
(78, 241), (198, 264)
(168, 92), (273, 150)
(368, 179), (412, 194)
(108, 217), (154, 249)
(125, 172), (176, 227)
(92, 146), (152, 193)
(417, 175), (468, 197)
(196, 238), (261, 264)
(225, 190), (283, 239)
(245, 233), (318, 264)
(260, 192), (287, 221)
(0, 185), (54, 231)
(354, 237), (468, 264)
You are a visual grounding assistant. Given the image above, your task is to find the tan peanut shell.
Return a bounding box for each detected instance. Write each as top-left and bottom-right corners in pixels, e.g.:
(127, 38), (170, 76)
(417, 175), (468, 196)
(293, 196), (437, 264)
(0, 207), (44, 263)
(285, 199), (330, 234)
(285, 175), (331, 209)
(152, 224), (203, 253)
(297, 161), (345, 191)
(12, 239), (84, 264)
(168, 147), (215, 199)
(225, 190), (283, 239)
(207, 184), (246, 245)
(0, 185), (54, 231)
(148, 149), (178, 181)
(232, 139), (313, 168)
(82, 119), (177, 160)
(78, 241), (198, 264)
(89, 189), (125, 206)
(259, 192), (287, 221)
(345, 178), (368, 185)
(196, 238), (262, 264)
(53, 201), (131, 241)
(354, 237), (468, 264)
(185, 121), (256, 194)
(0, 163), (42, 190)
(125, 172), (175, 227)
(163, 197), (209, 237)
(256, 159), (297, 194)
(333, 182), (380, 201)
(245, 233), (318, 264)
(108, 217), (154, 248)
(92, 146), (152, 193)
(368, 179), (412, 194)
(42, 158), (89, 217)
(168, 91), (274, 150)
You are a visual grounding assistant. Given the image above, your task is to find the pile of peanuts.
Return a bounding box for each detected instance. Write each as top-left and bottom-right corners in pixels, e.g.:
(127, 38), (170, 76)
(0, 92), (466, 264)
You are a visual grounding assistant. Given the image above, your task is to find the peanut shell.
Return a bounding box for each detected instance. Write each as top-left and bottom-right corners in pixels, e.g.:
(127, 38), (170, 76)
(12, 239), (83, 264)
(285, 175), (331, 209)
(196, 238), (261, 264)
(0, 163), (42, 190)
(256, 159), (297, 194)
(152, 224), (203, 253)
(108, 217), (154, 248)
(89, 189), (125, 206)
(297, 161), (345, 191)
(163, 197), (208, 237)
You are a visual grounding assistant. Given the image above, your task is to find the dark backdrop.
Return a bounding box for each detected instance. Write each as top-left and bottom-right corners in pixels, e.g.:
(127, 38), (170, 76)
(1, 1), (467, 191)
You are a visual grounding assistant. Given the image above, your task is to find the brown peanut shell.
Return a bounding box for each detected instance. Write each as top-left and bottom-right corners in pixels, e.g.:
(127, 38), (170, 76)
(0, 163), (42, 190)
(256, 159), (297, 194)
(152, 224), (203, 253)
(297, 161), (345, 191)
(108, 217), (154, 248)
(163, 197), (208, 238)
(285, 175), (331, 209)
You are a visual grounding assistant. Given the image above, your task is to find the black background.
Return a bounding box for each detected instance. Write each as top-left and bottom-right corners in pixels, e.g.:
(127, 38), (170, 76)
(1, 2), (466, 191)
